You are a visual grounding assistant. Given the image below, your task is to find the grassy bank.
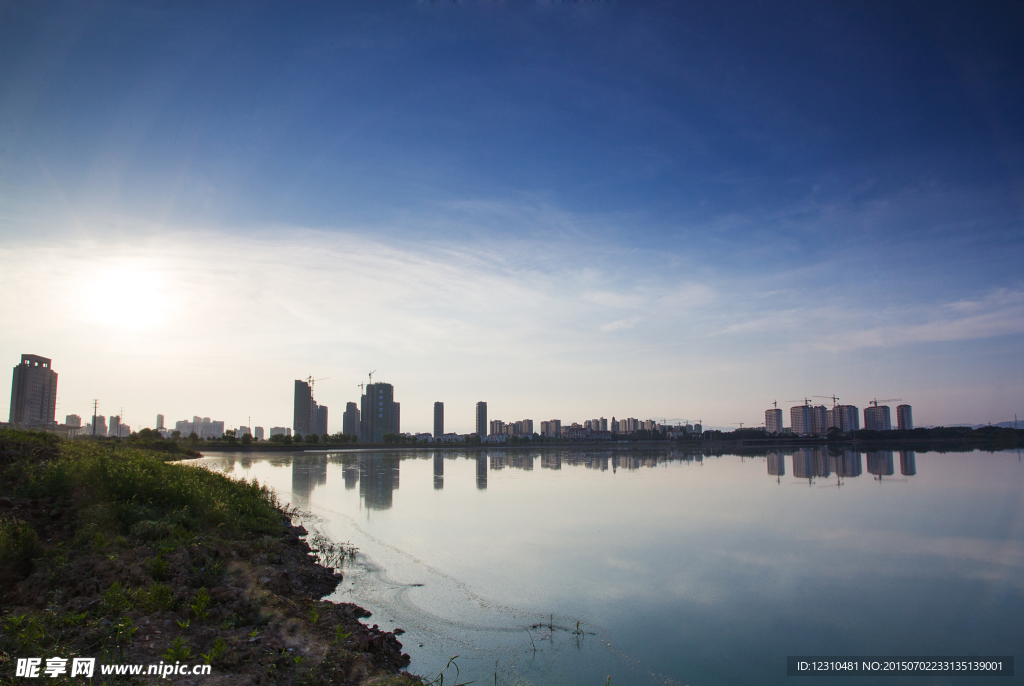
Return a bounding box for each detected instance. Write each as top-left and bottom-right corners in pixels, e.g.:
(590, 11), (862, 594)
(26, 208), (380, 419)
(0, 428), (421, 685)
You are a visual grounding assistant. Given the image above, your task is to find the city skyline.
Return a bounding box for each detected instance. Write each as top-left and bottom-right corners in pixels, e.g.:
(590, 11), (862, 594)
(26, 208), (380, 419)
(1, 3), (1022, 431)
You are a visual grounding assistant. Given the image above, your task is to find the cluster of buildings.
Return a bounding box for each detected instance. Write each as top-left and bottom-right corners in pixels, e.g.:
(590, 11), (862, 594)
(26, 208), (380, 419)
(765, 400), (913, 435)
(3, 354), (922, 446)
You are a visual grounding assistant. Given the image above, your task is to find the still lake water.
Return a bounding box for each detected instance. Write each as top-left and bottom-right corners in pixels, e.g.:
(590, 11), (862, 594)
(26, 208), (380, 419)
(197, 448), (1024, 685)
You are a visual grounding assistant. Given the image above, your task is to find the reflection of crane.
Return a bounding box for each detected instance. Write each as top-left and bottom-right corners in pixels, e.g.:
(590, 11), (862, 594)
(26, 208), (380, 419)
(869, 398), (902, 407)
(814, 395), (840, 407)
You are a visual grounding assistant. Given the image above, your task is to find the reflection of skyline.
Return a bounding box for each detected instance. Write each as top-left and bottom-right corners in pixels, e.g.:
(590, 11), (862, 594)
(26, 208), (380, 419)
(359, 454), (401, 510)
(291, 456), (327, 508)
(830, 450), (863, 478)
(433, 453), (443, 490)
(900, 450), (917, 476)
(867, 451), (895, 478)
(476, 455), (487, 490)
(768, 452), (785, 477)
(792, 449), (831, 481)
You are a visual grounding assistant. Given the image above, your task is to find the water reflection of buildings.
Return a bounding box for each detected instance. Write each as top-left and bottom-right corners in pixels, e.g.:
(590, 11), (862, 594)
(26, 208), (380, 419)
(489, 452), (534, 471)
(767, 453), (785, 477)
(433, 453), (443, 490)
(792, 449), (831, 482)
(476, 455), (487, 490)
(899, 450), (916, 476)
(359, 454), (401, 510)
(830, 450), (863, 477)
(541, 454), (561, 470)
(866, 451), (895, 478)
(291, 456), (327, 508)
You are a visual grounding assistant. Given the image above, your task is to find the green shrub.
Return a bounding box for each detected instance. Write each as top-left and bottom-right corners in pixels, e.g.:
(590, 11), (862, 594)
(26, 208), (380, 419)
(0, 518), (42, 576)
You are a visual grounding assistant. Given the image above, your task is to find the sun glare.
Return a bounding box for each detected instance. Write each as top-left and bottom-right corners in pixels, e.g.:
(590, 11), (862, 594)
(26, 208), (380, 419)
(79, 262), (174, 330)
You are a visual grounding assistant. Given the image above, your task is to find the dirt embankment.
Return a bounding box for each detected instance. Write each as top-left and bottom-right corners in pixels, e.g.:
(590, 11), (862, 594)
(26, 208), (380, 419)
(0, 429), (423, 685)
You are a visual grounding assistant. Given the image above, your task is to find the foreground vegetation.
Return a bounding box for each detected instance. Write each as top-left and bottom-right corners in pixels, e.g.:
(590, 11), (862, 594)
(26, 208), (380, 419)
(0, 428), (420, 685)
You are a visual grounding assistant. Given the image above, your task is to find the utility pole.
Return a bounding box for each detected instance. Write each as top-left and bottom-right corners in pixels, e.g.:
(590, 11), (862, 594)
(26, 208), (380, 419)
(92, 400), (99, 437)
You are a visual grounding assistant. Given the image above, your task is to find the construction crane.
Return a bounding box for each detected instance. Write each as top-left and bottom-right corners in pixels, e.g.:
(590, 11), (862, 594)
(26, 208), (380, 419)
(305, 376), (329, 392)
(733, 422), (745, 429)
(785, 398), (813, 406)
(869, 398), (902, 407)
(814, 395), (840, 407)
(368, 370), (377, 386)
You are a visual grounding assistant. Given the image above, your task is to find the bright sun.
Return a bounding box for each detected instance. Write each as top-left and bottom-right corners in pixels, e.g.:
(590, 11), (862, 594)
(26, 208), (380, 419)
(80, 262), (173, 330)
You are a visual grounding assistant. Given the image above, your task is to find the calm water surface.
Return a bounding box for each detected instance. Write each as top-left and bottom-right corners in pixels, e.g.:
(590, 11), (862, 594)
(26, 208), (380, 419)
(197, 448), (1024, 685)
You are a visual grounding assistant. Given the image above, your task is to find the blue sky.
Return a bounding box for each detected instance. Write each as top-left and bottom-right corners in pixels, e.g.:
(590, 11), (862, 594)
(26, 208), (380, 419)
(2, 1), (1022, 432)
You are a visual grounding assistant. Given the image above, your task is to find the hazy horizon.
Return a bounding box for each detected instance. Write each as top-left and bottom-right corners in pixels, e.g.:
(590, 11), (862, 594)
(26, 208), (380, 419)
(2, 2), (1022, 433)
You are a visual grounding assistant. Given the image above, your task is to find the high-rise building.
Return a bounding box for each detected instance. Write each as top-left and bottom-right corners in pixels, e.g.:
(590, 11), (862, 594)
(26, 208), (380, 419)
(343, 402), (360, 437)
(254, 426), (264, 440)
(65, 414), (82, 428)
(434, 402), (444, 438)
(475, 402), (487, 436)
(540, 419), (561, 437)
(600, 417), (608, 431)
(810, 405), (829, 435)
(9, 354), (58, 427)
(864, 405), (892, 431)
(270, 427), (291, 437)
(826, 405), (860, 432)
(360, 382), (399, 443)
(896, 404), (913, 431)
(765, 408), (783, 433)
(294, 380), (314, 435)
(109, 415), (121, 437)
(156, 414), (165, 430)
(790, 405), (812, 435)
(316, 405), (329, 436)
(93, 415), (107, 437)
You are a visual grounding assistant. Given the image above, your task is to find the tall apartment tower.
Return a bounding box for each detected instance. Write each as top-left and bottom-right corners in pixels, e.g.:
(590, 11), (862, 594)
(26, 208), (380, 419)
(896, 404), (913, 431)
(294, 380), (314, 435)
(342, 402), (359, 437)
(316, 405), (329, 436)
(434, 402), (444, 438)
(9, 354), (58, 427)
(790, 404), (812, 435)
(810, 405), (829, 435)
(156, 414), (165, 430)
(475, 401), (487, 436)
(864, 405), (892, 431)
(765, 408), (783, 434)
(359, 382), (399, 443)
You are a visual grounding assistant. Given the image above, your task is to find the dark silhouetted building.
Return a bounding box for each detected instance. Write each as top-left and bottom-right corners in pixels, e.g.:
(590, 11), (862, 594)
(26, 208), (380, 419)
(476, 401), (487, 436)
(896, 404), (913, 431)
(343, 402), (359, 437)
(359, 383), (399, 443)
(317, 405), (329, 436)
(9, 354), (58, 427)
(434, 401), (444, 438)
(294, 379), (328, 437)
